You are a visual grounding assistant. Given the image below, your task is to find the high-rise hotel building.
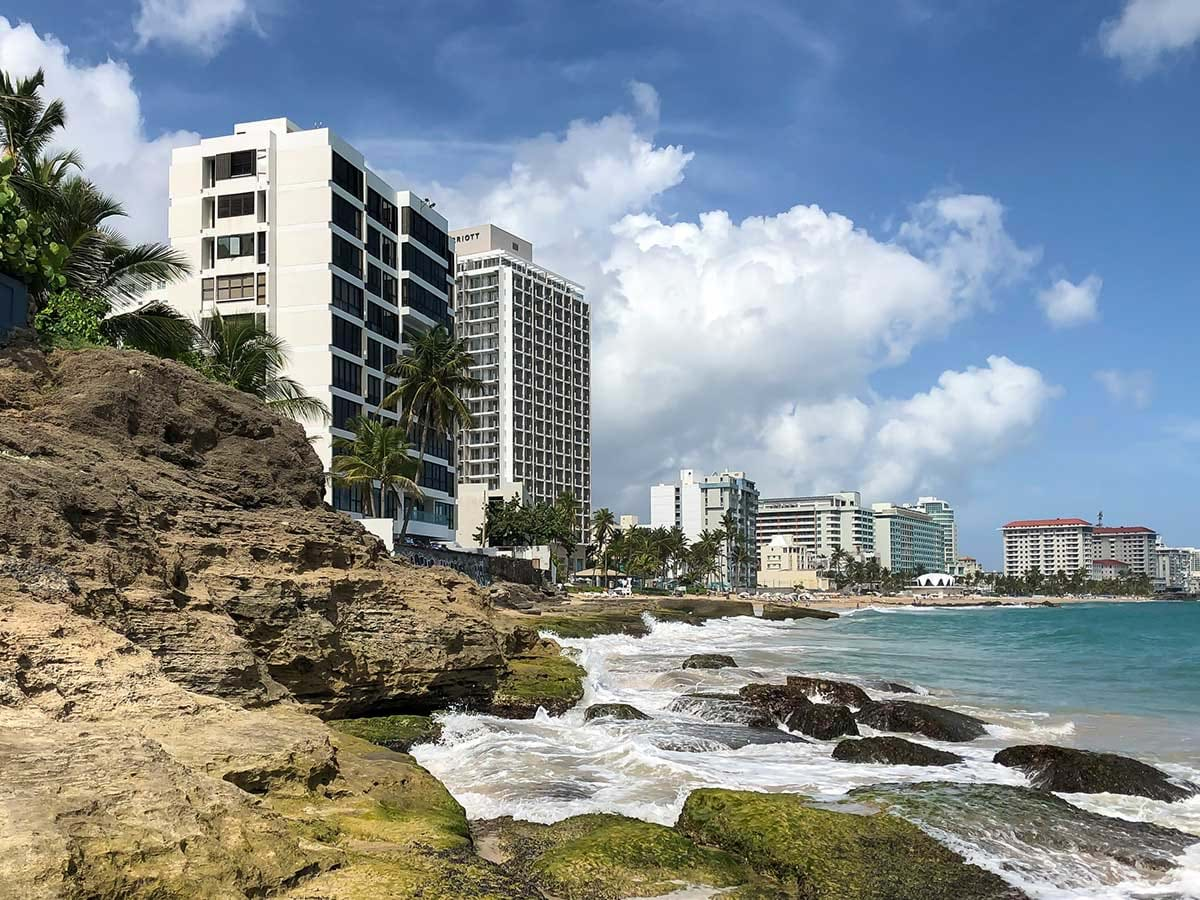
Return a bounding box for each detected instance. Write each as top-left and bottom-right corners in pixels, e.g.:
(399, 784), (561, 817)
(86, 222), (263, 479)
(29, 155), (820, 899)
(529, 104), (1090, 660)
(755, 492), (876, 561)
(450, 225), (591, 546)
(161, 118), (457, 542)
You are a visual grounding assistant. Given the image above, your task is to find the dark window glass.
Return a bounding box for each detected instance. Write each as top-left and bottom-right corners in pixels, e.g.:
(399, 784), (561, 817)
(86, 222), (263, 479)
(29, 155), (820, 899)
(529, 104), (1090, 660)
(332, 355), (361, 393)
(381, 344), (397, 370)
(366, 188), (397, 232)
(365, 301), (399, 341)
(366, 375), (382, 406)
(419, 460), (454, 495)
(332, 395), (361, 430)
(366, 227), (381, 260)
(409, 422), (454, 463)
(401, 278), (452, 330)
(381, 271), (397, 304)
(366, 264), (382, 297)
(366, 338), (381, 370)
(401, 207), (450, 260)
(331, 234), (362, 278)
(331, 152), (363, 199)
(332, 275), (363, 317)
(216, 233), (254, 259)
(402, 242), (449, 289)
(217, 192), (255, 218)
(333, 484), (361, 514)
(257, 231), (266, 264)
(229, 150), (255, 177)
(332, 193), (361, 239)
(331, 313), (362, 354)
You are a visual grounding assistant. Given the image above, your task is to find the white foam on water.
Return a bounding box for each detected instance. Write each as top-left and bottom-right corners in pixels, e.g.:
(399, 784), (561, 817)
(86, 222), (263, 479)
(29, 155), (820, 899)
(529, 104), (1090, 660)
(412, 612), (1200, 899)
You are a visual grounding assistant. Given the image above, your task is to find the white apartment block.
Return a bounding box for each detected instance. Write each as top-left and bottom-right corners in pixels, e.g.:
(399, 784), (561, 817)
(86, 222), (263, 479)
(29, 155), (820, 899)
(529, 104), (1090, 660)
(755, 492), (876, 561)
(162, 118), (457, 542)
(1155, 546), (1200, 592)
(1001, 518), (1093, 576)
(1092, 526), (1158, 577)
(911, 497), (958, 569)
(873, 503), (945, 574)
(650, 469), (759, 588)
(451, 225), (591, 546)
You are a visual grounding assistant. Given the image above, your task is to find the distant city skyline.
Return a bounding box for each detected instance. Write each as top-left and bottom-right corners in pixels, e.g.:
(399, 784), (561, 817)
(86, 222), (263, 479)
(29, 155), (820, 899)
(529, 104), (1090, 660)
(2, 1), (1197, 568)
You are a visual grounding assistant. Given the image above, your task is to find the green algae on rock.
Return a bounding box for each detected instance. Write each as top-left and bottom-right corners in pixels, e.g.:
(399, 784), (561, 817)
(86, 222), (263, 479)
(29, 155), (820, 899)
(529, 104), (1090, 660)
(676, 788), (1028, 899)
(475, 813), (756, 900)
(327, 715), (442, 752)
(487, 638), (586, 718)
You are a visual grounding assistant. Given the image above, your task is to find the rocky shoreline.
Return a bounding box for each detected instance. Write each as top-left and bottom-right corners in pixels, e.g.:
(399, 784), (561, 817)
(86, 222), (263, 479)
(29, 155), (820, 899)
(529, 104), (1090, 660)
(1, 347), (1195, 899)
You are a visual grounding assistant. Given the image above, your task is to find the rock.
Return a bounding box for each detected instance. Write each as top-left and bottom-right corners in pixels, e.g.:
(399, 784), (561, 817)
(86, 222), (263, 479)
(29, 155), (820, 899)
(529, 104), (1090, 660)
(993, 744), (1198, 802)
(328, 714), (442, 752)
(682, 653), (737, 669)
(758, 603), (840, 621)
(739, 682), (813, 724)
(783, 702), (859, 740)
(833, 736), (963, 766)
(667, 692), (776, 728)
(650, 723), (808, 752)
(0, 347), (511, 717)
(474, 813), (754, 899)
(487, 638), (585, 718)
(785, 675), (871, 707)
(855, 700), (988, 742)
(853, 781), (1197, 880)
(584, 703), (650, 722)
(873, 680), (919, 694)
(677, 789), (1028, 899)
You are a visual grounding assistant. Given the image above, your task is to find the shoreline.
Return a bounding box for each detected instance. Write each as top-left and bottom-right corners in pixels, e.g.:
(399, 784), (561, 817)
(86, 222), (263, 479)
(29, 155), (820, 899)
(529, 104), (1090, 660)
(592, 591), (1173, 613)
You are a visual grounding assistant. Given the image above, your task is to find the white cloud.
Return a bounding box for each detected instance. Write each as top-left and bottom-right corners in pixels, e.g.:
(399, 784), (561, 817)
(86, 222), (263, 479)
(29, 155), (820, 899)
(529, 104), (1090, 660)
(1094, 369), (1154, 409)
(1037, 275), (1102, 328)
(429, 85), (1056, 511)
(0, 17), (197, 243)
(1100, 0), (1200, 77)
(629, 80), (661, 121)
(134, 0), (259, 58)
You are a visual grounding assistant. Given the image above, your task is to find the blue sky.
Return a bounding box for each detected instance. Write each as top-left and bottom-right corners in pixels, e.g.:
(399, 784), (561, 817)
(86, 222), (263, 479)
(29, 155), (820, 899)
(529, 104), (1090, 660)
(2, 0), (1197, 566)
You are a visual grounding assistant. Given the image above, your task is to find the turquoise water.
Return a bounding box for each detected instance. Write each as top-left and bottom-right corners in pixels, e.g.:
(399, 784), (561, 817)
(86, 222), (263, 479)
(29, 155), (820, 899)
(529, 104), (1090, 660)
(793, 601), (1200, 761)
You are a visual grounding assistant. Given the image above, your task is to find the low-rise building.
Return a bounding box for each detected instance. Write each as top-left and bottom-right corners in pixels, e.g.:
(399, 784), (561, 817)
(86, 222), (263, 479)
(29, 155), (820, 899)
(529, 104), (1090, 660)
(1091, 558), (1131, 580)
(619, 514), (640, 532)
(952, 556), (983, 578)
(757, 535), (829, 591)
(873, 503), (944, 574)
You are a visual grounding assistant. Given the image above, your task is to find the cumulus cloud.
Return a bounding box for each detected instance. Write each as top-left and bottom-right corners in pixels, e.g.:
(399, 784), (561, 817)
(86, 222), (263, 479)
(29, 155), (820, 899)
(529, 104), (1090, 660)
(134, 0), (260, 58)
(1100, 0), (1200, 77)
(432, 85), (1056, 511)
(1095, 369), (1154, 408)
(1037, 275), (1101, 328)
(0, 17), (197, 242)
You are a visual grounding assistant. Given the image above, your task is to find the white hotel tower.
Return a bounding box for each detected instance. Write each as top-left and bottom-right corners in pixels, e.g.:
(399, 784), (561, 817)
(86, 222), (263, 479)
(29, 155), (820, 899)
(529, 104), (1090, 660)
(450, 225), (591, 548)
(160, 118), (457, 542)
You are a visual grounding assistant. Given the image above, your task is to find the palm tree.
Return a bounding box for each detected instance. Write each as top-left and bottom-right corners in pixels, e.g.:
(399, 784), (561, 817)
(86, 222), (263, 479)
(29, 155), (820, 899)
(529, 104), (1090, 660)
(194, 310), (329, 421)
(592, 508), (616, 588)
(330, 416), (422, 522)
(731, 536), (754, 590)
(384, 325), (482, 538)
(0, 68), (65, 173)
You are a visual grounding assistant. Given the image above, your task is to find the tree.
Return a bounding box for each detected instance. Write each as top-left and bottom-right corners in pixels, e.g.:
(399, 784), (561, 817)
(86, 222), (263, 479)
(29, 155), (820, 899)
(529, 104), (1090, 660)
(193, 311), (328, 422)
(719, 510), (737, 591)
(0, 68), (65, 173)
(384, 326), (481, 539)
(330, 416), (422, 523)
(731, 536), (754, 590)
(592, 508), (616, 588)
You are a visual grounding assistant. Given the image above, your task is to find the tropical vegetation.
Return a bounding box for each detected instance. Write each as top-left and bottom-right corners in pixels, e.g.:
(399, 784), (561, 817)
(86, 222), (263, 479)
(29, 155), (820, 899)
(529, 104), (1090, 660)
(329, 415), (422, 521)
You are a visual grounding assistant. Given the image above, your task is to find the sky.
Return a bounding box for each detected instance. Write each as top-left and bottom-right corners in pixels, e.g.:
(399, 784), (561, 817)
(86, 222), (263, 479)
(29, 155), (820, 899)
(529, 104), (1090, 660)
(1, 0), (1197, 567)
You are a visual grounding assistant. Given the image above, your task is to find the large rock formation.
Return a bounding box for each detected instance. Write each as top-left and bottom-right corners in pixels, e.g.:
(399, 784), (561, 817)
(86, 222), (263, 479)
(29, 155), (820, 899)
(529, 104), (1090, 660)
(0, 347), (513, 717)
(855, 699), (988, 742)
(994, 744), (1198, 802)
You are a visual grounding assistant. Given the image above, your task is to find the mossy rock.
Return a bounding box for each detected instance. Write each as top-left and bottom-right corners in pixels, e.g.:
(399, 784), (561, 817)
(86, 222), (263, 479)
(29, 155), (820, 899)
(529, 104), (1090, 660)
(584, 702), (651, 722)
(676, 789), (1027, 899)
(479, 813), (757, 900)
(489, 638), (585, 718)
(535, 610), (656, 638)
(327, 714), (442, 752)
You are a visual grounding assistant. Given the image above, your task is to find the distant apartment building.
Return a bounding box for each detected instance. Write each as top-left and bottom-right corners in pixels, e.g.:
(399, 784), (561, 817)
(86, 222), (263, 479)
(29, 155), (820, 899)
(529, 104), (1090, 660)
(619, 514), (641, 532)
(757, 535), (828, 591)
(1092, 526), (1158, 577)
(755, 492), (876, 561)
(1091, 559), (1131, 580)
(911, 497), (958, 569)
(451, 225), (591, 547)
(162, 118), (457, 542)
(873, 503), (945, 574)
(650, 468), (759, 588)
(1001, 519), (1093, 577)
(1155, 546), (1200, 592)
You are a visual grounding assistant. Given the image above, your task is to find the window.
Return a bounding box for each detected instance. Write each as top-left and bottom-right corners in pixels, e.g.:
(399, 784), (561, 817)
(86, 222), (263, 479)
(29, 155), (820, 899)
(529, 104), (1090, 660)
(201, 278), (214, 303)
(381, 344), (397, 370)
(331, 234), (362, 278)
(332, 152), (363, 199)
(419, 460), (454, 495)
(366, 338), (382, 371)
(366, 375), (382, 406)
(332, 356), (361, 393)
(331, 313), (362, 354)
(367, 188), (397, 232)
(366, 227), (380, 260)
(332, 275), (363, 317)
(379, 232), (397, 269)
(217, 192), (255, 218)
(215, 273), (255, 300)
(257, 272), (267, 305)
(333, 395), (361, 430)
(401, 277), (452, 329)
(366, 264), (382, 297)
(333, 484), (361, 514)
(402, 242), (449, 289)
(216, 233), (255, 259)
(402, 207), (450, 259)
(257, 231), (267, 264)
(366, 301), (399, 341)
(332, 193), (361, 238)
(229, 150), (255, 177)
(381, 271), (397, 304)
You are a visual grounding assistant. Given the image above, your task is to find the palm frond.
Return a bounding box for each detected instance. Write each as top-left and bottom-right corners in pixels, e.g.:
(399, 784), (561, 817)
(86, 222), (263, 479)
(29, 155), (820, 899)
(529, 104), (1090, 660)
(100, 301), (197, 359)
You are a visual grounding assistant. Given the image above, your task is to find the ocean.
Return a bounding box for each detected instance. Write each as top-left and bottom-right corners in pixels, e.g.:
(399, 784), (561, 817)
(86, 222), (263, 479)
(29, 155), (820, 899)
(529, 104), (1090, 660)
(414, 601), (1200, 899)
